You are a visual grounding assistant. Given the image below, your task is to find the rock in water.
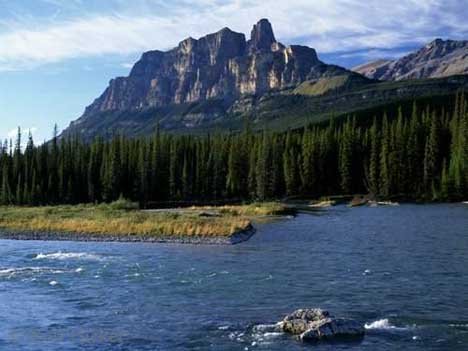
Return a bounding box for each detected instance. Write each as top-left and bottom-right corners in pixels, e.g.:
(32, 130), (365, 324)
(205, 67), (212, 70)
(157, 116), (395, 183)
(280, 308), (364, 342)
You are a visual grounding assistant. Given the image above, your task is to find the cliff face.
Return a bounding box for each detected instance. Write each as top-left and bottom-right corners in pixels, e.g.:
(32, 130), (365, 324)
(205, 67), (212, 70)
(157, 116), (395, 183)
(353, 39), (468, 81)
(82, 19), (348, 117)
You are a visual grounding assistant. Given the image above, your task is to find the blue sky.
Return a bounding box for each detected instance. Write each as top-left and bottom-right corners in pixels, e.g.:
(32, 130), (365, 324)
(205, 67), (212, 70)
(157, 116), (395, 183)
(0, 0), (467, 143)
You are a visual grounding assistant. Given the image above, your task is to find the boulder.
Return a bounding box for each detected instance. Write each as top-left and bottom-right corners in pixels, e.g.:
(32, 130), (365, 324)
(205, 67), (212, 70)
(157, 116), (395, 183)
(280, 308), (364, 342)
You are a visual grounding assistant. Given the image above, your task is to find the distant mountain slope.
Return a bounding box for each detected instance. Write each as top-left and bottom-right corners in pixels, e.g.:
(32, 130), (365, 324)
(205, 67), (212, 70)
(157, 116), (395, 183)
(63, 19), (367, 138)
(353, 39), (468, 81)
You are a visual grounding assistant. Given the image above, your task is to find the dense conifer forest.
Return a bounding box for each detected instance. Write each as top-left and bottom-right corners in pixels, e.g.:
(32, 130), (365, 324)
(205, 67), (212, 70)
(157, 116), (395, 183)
(1, 94), (467, 206)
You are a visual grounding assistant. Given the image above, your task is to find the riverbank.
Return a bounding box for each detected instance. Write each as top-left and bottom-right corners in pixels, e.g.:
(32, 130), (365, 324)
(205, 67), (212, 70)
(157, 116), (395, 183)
(0, 202), (289, 245)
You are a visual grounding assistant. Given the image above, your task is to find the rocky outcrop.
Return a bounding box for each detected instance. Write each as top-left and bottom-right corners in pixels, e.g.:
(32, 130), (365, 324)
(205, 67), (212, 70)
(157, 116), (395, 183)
(74, 19), (351, 124)
(279, 308), (365, 341)
(353, 39), (468, 81)
(248, 18), (277, 53)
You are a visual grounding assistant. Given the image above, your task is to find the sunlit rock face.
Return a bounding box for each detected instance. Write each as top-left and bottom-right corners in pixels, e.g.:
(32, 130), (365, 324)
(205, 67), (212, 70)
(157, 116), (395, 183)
(82, 19), (348, 117)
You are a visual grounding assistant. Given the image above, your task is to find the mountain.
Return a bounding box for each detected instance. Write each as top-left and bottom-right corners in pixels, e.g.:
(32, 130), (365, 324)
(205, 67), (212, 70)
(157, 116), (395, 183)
(63, 19), (369, 138)
(62, 23), (468, 140)
(353, 39), (468, 81)
(81, 19), (356, 113)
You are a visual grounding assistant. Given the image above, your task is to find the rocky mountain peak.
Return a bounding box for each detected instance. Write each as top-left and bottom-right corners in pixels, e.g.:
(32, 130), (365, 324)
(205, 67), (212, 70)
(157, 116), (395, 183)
(74, 19), (355, 129)
(249, 18), (276, 52)
(427, 38), (444, 47)
(353, 38), (468, 81)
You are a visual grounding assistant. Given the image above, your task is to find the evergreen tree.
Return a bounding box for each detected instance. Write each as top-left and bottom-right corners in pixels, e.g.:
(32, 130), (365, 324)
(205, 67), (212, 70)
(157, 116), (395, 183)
(424, 111), (442, 197)
(367, 118), (380, 196)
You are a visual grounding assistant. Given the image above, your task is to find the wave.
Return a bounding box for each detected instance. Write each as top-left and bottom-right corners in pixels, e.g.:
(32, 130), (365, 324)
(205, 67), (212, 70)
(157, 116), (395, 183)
(365, 319), (412, 331)
(252, 323), (282, 333)
(251, 325), (283, 347)
(34, 252), (103, 261)
(0, 267), (65, 278)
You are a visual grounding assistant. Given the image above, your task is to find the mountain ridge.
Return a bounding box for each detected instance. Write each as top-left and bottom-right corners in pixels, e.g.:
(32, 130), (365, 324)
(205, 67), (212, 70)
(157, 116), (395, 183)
(65, 19), (366, 137)
(62, 21), (468, 140)
(353, 38), (468, 80)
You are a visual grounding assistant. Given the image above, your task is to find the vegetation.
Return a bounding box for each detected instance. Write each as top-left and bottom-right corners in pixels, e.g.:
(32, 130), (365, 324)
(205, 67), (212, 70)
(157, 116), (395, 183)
(0, 201), (293, 237)
(293, 75), (352, 96)
(293, 74), (369, 96)
(0, 94), (467, 206)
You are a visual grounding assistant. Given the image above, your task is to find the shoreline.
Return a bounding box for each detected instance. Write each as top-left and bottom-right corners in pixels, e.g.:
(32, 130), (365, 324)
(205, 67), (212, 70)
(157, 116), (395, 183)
(0, 225), (256, 245)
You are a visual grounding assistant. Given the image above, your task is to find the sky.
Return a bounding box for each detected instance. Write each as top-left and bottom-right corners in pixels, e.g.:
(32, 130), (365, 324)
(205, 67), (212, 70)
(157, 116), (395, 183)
(0, 0), (467, 144)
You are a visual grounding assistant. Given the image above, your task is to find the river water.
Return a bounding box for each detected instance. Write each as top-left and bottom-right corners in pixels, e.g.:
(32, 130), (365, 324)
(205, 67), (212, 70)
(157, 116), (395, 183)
(0, 204), (467, 350)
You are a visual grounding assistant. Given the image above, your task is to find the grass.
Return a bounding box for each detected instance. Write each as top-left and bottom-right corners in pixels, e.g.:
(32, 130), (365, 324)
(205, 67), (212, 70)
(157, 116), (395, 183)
(293, 75), (351, 96)
(0, 201), (289, 238)
(199, 202), (292, 217)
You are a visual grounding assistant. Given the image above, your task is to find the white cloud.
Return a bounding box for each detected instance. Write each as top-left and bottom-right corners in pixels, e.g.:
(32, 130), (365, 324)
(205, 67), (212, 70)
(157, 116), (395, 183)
(0, 0), (466, 71)
(338, 49), (413, 61)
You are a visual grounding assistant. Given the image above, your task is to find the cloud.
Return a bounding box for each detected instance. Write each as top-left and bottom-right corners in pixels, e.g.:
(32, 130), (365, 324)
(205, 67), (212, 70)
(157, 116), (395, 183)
(337, 48), (413, 61)
(0, 0), (466, 71)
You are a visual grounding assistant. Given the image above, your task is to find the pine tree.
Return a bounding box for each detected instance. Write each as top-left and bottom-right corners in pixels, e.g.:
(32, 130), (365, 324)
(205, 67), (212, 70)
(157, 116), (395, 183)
(283, 131), (299, 196)
(339, 121), (354, 194)
(424, 111), (441, 197)
(379, 114), (391, 198)
(255, 133), (267, 200)
(368, 118), (380, 196)
(0, 162), (11, 205)
(226, 139), (242, 196)
(138, 143), (149, 207)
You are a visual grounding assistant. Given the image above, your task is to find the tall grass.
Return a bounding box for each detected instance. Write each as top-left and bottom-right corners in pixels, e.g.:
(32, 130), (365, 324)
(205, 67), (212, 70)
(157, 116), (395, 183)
(0, 203), (258, 237)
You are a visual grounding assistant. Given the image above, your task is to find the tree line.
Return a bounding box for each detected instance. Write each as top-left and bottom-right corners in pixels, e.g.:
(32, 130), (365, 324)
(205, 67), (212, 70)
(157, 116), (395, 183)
(1, 94), (467, 206)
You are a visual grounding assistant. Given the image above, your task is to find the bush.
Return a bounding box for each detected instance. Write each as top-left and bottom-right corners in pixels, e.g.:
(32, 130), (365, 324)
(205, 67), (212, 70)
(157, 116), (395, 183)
(108, 197), (139, 211)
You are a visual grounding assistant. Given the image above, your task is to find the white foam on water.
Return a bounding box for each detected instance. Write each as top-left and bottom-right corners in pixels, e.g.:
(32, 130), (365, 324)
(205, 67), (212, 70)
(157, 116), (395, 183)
(251, 323), (283, 346)
(365, 319), (394, 329)
(449, 323), (468, 328)
(252, 323), (282, 333)
(262, 332), (283, 339)
(228, 331), (245, 342)
(49, 280), (58, 286)
(34, 252), (103, 261)
(0, 267), (65, 278)
(0, 267), (41, 275)
(0, 268), (20, 275)
(75, 267), (84, 273)
(365, 319), (411, 331)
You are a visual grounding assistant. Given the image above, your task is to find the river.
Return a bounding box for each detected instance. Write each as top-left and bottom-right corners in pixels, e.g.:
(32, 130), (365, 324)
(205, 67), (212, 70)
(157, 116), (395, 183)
(0, 204), (467, 350)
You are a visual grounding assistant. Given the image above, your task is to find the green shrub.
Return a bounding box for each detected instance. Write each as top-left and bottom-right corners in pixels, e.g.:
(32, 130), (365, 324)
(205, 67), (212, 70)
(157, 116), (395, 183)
(108, 197), (139, 211)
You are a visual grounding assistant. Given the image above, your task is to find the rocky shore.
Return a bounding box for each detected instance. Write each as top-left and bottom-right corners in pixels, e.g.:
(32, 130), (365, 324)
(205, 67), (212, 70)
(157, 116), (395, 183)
(0, 225), (256, 245)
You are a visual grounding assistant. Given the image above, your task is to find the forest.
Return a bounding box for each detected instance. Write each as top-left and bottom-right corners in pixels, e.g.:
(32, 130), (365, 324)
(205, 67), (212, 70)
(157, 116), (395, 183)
(0, 94), (467, 206)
